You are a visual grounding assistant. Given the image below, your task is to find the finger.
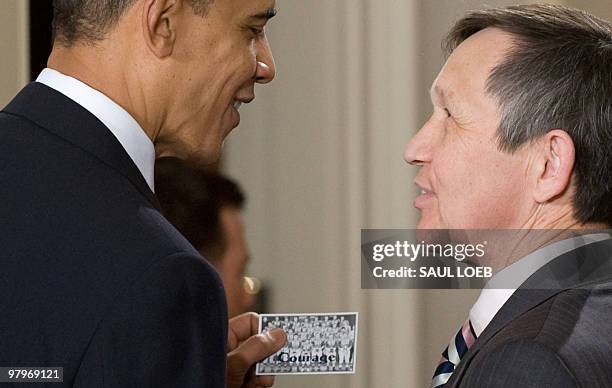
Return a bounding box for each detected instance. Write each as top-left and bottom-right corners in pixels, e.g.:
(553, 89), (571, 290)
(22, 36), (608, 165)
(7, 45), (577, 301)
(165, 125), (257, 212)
(243, 368), (275, 388)
(243, 374), (275, 388)
(243, 381), (260, 388)
(227, 329), (287, 372)
(245, 380), (274, 388)
(228, 312), (259, 350)
(244, 380), (269, 388)
(243, 381), (256, 388)
(255, 375), (275, 387)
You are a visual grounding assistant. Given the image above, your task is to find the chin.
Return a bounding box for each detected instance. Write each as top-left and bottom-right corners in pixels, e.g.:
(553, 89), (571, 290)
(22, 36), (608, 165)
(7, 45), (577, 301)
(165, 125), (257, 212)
(416, 215), (445, 230)
(197, 150), (222, 167)
(177, 143), (222, 169)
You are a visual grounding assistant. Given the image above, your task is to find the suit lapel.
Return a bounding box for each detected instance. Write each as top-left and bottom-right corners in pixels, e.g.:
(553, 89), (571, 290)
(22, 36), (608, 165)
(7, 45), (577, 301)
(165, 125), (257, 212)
(448, 237), (612, 387)
(446, 288), (562, 387)
(3, 82), (161, 210)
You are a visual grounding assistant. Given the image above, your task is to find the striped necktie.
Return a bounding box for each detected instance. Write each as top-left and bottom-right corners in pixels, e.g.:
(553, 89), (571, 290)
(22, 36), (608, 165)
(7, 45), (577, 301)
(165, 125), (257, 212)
(431, 319), (477, 388)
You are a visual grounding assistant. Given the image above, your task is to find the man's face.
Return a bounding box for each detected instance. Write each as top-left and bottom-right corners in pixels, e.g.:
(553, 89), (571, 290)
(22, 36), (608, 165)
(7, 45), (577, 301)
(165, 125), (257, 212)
(160, 0), (276, 164)
(404, 28), (532, 229)
(217, 206), (253, 318)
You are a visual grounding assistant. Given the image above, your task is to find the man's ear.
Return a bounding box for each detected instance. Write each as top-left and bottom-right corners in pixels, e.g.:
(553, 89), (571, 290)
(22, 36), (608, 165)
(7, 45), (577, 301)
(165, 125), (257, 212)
(142, 0), (182, 58)
(533, 129), (575, 203)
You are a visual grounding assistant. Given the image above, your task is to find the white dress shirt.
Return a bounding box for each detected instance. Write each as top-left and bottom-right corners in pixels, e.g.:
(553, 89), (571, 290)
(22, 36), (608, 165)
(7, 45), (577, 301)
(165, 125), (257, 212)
(36, 68), (156, 192)
(469, 233), (611, 336)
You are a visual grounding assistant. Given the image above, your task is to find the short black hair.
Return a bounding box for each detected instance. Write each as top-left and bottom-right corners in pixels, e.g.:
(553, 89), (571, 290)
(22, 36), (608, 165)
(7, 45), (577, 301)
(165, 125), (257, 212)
(155, 157), (245, 262)
(445, 4), (612, 226)
(52, 0), (213, 46)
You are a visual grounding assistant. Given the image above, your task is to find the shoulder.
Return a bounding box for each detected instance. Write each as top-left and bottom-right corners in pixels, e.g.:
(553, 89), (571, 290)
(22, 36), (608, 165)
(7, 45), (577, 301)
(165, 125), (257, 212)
(469, 287), (612, 387)
(543, 283), (612, 385)
(532, 286), (612, 358)
(464, 339), (577, 387)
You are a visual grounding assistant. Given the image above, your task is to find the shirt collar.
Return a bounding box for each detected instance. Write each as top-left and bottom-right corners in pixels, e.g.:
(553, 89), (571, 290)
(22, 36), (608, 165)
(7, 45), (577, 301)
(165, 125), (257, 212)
(35, 68), (155, 192)
(469, 233), (611, 336)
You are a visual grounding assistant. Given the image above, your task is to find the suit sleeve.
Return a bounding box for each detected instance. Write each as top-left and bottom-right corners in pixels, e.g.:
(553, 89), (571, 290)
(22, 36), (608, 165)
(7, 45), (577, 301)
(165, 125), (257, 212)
(76, 252), (228, 387)
(461, 340), (578, 388)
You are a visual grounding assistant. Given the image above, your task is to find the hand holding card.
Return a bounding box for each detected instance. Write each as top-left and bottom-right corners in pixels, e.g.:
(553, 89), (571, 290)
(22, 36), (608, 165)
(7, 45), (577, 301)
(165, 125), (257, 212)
(256, 312), (359, 376)
(227, 312), (287, 387)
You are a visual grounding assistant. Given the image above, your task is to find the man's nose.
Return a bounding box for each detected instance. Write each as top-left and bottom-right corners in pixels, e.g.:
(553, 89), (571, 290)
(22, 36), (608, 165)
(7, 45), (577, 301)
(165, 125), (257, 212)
(404, 125), (434, 166)
(255, 38), (276, 84)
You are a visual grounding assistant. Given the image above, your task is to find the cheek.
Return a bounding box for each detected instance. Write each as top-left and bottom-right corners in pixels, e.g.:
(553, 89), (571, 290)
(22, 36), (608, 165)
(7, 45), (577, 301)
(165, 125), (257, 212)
(222, 41), (257, 78)
(435, 152), (526, 227)
(194, 42), (255, 94)
(235, 51), (258, 81)
(430, 149), (477, 218)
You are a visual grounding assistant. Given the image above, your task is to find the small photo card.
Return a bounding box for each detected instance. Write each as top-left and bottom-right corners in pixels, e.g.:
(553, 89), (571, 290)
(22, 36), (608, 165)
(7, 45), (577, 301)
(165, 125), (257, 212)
(256, 312), (358, 375)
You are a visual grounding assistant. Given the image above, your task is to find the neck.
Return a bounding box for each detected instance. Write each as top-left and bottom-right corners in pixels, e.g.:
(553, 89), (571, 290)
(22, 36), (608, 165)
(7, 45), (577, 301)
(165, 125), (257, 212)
(46, 42), (164, 142)
(475, 205), (608, 273)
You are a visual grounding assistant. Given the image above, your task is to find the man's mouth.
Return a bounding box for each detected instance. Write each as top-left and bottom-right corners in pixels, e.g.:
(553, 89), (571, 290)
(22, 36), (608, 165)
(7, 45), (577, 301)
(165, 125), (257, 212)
(414, 181), (435, 209)
(229, 96), (254, 128)
(227, 100), (243, 129)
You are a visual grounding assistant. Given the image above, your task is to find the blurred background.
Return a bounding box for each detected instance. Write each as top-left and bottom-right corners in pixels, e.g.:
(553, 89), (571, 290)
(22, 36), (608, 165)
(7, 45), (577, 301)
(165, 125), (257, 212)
(1, 1), (610, 387)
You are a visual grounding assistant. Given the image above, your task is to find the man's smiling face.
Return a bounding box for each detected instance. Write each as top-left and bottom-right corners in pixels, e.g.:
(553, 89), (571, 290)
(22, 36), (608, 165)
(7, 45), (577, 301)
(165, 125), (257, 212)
(159, 0), (277, 164)
(404, 28), (532, 229)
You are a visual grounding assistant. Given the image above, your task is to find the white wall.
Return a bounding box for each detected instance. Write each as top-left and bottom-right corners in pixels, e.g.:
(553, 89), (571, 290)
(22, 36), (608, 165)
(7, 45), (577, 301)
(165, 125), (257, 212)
(0, 0), (29, 107)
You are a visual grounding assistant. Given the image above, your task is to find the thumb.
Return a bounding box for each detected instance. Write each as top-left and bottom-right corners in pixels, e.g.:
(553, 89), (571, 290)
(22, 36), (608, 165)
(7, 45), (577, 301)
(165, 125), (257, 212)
(227, 328), (287, 374)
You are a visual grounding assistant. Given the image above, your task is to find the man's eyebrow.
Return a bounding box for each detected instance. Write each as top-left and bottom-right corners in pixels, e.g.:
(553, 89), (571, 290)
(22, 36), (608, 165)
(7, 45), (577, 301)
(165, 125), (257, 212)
(249, 8), (277, 21)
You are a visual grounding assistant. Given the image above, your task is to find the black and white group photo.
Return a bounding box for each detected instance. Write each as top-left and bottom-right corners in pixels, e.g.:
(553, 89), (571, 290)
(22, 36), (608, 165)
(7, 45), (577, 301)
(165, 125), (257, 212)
(257, 313), (358, 375)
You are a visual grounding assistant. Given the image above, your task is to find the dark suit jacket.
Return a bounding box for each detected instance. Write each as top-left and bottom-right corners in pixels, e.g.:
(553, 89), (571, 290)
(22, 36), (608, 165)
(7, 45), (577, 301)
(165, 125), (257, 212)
(0, 83), (228, 387)
(447, 238), (612, 387)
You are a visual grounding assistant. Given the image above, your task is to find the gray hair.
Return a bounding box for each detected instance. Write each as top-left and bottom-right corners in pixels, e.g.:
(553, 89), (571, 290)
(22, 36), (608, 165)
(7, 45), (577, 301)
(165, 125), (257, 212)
(52, 0), (213, 46)
(445, 4), (612, 226)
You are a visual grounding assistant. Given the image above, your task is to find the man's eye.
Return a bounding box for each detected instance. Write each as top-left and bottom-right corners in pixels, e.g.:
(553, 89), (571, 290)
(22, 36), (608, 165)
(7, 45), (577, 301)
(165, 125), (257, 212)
(250, 27), (264, 36)
(444, 108), (451, 117)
